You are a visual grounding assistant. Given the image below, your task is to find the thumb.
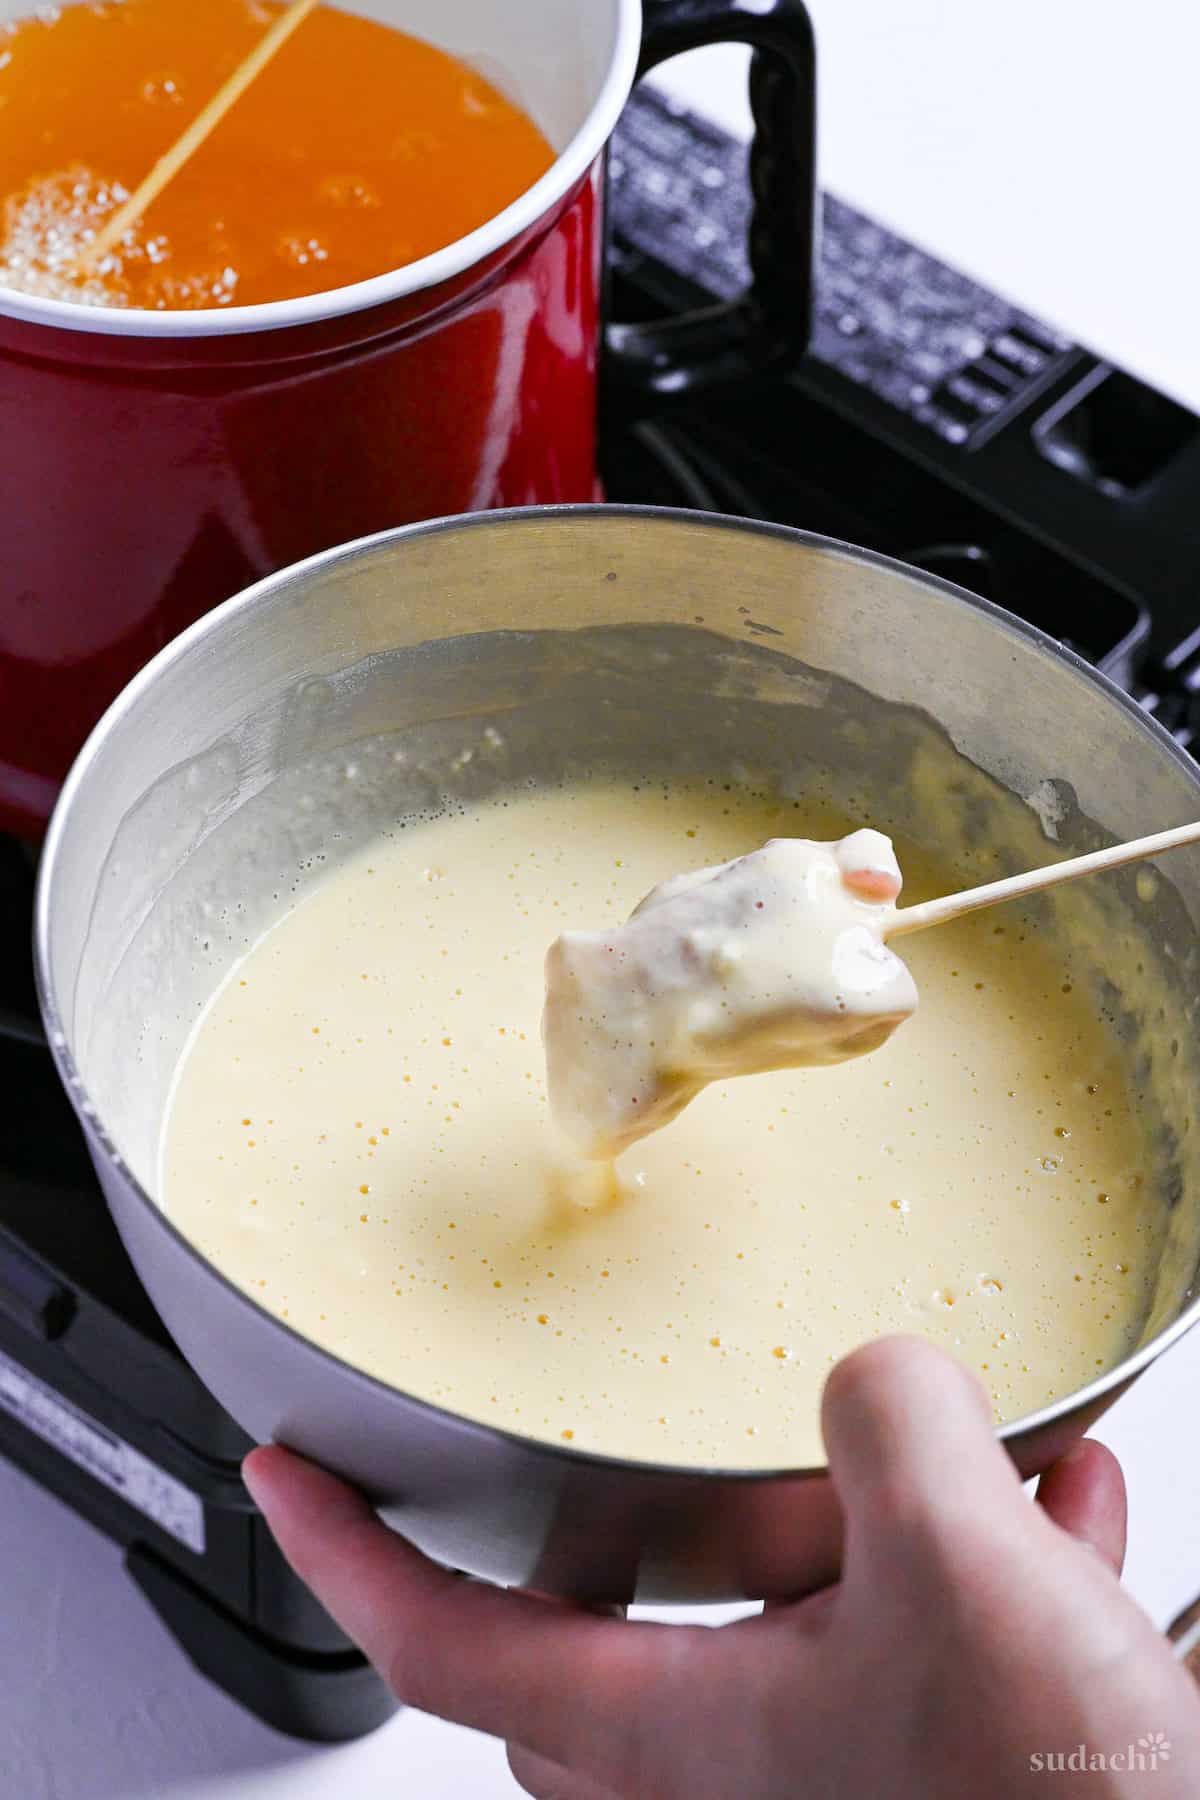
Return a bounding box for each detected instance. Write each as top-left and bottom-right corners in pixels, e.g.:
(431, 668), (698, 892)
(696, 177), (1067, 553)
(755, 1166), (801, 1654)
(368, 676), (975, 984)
(820, 1336), (1025, 1579)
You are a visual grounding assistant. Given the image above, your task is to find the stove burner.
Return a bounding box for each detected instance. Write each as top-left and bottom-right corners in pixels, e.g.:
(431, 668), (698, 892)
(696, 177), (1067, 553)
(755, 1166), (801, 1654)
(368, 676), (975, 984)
(0, 1006), (42, 1049)
(902, 543), (995, 602)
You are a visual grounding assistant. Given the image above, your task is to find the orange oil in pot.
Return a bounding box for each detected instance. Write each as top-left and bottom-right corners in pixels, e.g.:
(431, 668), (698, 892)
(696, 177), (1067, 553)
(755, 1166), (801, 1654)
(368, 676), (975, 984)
(0, 0), (555, 308)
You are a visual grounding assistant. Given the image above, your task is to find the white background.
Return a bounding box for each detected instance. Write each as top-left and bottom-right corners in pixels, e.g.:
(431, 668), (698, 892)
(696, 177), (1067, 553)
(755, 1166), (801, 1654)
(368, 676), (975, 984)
(6, 5), (1200, 1795)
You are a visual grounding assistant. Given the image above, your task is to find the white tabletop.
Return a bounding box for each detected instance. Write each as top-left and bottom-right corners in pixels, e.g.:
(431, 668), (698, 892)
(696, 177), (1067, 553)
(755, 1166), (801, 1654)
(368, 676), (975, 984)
(10, 6), (1200, 1796)
(662, 0), (1200, 411)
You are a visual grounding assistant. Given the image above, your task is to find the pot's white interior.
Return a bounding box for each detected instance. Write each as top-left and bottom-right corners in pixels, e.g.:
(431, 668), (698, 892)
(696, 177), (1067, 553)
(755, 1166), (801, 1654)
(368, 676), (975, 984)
(0, 0), (635, 335)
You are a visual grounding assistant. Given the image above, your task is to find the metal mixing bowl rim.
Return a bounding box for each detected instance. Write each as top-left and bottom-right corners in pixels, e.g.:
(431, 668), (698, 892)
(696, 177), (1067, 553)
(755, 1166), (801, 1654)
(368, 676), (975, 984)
(33, 503), (1200, 1482)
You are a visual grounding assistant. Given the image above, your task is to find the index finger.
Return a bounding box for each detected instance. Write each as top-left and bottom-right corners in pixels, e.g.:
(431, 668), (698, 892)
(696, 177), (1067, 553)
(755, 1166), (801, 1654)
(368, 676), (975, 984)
(243, 1445), (686, 1788)
(1035, 1438), (1127, 1575)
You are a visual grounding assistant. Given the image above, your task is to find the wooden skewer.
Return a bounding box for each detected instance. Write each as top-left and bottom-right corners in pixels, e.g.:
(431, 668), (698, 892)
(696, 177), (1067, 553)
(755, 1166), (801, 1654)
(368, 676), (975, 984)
(76, 0), (320, 272)
(887, 820), (1200, 938)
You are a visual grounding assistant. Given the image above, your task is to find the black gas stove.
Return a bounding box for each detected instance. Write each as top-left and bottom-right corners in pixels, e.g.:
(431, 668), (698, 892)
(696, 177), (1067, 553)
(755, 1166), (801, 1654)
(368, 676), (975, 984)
(2, 84), (1198, 1742)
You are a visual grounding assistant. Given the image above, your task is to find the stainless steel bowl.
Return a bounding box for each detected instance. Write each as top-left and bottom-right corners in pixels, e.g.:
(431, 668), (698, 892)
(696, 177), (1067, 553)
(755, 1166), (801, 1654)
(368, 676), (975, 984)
(34, 506), (1200, 1603)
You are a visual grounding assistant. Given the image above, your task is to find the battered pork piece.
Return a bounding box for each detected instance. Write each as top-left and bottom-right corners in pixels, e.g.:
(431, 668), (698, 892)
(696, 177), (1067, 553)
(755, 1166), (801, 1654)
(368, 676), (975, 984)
(543, 829), (919, 1160)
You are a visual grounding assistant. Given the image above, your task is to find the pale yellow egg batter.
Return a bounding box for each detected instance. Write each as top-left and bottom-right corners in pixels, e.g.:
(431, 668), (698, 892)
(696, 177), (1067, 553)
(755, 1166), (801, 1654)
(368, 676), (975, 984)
(161, 779), (1159, 1468)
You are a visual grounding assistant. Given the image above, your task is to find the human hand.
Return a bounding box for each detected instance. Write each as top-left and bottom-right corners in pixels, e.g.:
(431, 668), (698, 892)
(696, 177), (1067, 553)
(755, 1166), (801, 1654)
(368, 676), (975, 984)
(243, 1338), (1200, 1798)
